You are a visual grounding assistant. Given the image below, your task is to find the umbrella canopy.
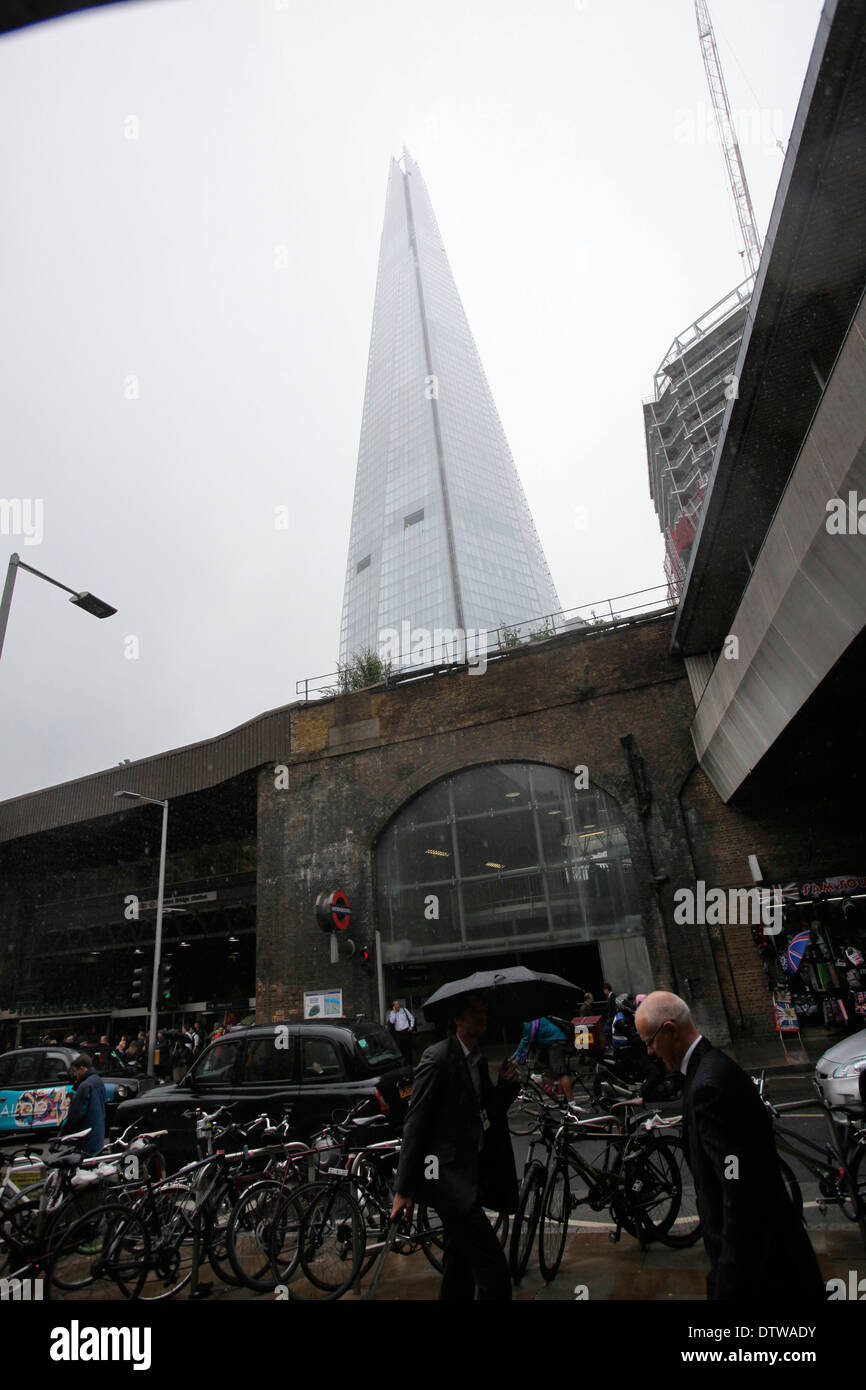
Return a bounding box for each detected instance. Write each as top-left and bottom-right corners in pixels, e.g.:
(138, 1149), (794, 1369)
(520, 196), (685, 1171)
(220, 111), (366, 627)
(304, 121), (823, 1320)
(785, 930), (811, 975)
(422, 965), (581, 1025)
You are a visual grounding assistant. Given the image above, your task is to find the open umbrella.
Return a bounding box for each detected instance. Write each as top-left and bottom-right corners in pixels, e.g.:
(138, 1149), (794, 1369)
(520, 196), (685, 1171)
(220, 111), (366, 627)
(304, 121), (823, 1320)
(785, 930), (811, 975)
(422, 965), (581, 1025)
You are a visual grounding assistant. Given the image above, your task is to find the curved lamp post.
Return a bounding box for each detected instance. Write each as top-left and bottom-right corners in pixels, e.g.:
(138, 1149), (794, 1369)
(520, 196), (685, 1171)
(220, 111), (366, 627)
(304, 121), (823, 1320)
(0, 552), (116, 664)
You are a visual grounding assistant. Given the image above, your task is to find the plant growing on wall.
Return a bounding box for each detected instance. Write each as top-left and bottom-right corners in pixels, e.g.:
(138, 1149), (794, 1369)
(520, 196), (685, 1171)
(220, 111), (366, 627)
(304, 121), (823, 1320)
(334, 648), (393, 694)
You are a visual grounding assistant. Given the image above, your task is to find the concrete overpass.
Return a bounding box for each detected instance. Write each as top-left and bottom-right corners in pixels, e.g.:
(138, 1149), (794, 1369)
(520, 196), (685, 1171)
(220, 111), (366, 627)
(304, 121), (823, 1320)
(672, 0), (866, 802)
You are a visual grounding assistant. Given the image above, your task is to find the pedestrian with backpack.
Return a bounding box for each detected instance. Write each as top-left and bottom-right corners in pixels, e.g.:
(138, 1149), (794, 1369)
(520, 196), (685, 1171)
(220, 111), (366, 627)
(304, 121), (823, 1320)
(514, 1016), (575, 1104)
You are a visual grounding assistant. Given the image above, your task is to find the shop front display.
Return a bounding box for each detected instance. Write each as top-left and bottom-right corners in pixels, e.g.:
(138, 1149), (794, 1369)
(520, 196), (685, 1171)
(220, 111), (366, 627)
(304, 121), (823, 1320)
(752, 874), (866, 1032)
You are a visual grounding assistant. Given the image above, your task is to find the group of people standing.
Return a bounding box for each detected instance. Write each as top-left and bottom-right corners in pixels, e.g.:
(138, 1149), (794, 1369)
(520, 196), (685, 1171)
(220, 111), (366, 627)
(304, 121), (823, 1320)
(54, 1022), (209, 1081)
(126, 1022), (205, 1081)
(390, 986), (827, 1304)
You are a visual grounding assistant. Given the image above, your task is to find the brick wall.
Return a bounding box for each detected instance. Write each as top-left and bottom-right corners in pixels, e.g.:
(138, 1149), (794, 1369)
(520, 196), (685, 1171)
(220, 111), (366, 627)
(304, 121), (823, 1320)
(255, 616), (733, 1040)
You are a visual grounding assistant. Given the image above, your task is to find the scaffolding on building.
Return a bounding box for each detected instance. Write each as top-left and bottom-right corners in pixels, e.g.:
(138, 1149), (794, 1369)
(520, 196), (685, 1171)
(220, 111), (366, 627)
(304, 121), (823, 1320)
(643, 276), (754, 600)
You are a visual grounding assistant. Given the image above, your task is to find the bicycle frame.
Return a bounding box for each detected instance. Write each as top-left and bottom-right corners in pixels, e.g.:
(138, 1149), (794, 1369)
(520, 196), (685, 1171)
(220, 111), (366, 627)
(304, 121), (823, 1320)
(772, 1104), (864, 1214)
(553, 1102), (682, 1240)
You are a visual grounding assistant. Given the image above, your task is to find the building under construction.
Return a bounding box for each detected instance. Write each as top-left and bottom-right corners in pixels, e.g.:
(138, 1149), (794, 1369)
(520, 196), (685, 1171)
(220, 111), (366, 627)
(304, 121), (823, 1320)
(645, 1), (767, 600)
(643, 277), (753, 599)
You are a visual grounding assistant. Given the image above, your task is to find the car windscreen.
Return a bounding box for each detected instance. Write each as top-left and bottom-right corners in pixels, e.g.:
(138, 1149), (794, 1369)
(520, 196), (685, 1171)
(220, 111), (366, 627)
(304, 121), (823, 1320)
(353, 1025), (403, 1072)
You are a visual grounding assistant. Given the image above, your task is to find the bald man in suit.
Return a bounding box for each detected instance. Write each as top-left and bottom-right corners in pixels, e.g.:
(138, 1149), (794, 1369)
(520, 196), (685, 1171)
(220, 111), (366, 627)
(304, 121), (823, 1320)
(635, 991), (825, 1302)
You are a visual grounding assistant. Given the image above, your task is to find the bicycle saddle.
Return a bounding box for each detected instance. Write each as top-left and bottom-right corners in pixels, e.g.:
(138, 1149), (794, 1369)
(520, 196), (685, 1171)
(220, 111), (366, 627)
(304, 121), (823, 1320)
(43, 1151), (84, 1170)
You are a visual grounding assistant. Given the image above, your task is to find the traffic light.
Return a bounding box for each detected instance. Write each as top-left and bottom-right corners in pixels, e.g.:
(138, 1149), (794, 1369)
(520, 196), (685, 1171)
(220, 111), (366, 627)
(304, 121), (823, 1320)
(131, 963), (150, 1007)
(358, 945), (373, 977)
(158, 958), (173, 1001)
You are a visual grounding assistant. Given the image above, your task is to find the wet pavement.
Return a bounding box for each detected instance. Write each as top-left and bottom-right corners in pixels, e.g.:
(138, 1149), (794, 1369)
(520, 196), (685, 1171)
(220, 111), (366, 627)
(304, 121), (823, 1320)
(197, 1205), (863, 1302)
(9, 1027), (862, 1303)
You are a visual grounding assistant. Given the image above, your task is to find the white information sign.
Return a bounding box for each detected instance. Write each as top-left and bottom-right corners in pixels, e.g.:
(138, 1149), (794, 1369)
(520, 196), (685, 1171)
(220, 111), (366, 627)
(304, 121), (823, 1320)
(303, 990), (343, 1019)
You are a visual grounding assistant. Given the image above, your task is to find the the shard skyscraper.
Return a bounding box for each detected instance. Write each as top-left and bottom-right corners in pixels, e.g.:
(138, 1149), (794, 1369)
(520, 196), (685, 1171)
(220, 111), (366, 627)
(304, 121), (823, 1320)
(339, 149), (561, 669)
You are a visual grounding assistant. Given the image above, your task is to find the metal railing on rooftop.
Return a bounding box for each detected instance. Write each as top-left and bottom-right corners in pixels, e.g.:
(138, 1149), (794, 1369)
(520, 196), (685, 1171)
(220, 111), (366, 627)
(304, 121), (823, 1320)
(296, 585), (676, 702)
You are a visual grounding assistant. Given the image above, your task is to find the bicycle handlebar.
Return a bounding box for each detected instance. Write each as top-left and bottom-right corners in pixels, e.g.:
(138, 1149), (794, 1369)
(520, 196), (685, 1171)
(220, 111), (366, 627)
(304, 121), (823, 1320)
(182, 1104), (236, 1122)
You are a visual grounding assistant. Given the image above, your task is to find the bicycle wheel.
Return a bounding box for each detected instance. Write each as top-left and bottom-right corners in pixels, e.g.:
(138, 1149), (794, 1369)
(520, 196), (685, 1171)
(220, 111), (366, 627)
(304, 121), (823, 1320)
(507, 1089), (543, 1137)
(414, 1200), (445, 1273)
(268, 1183), (318, 1288)
(227, 1180), (289, 1292)
(203, 1183), (243, 1286)
(350, 1162), (392, 1279)
(294, 1183), (365, 1299)
(0, 1190), (39, 1276)
(648, 1138), (702, 1248)
(571, 1070), (605, 1113)
(841, 1141), (866, 1243)
(623, 1139), (680, 1242)
(538, 1162), (569, 1282)
(136, 1182), (196, 1300)
(509, 1162), (545, 1280)
(42, 1184), (109, 1265)
(47, 1204), (149, 1301)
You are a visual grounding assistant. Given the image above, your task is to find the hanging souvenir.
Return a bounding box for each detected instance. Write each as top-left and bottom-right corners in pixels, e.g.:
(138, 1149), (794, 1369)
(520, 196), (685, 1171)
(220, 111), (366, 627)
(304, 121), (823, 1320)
(786, 930), (811, 974)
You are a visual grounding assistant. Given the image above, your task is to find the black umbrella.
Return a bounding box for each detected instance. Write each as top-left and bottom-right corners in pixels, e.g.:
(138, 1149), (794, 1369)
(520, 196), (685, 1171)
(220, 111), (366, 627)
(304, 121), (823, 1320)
(422, 965), (581, 1026)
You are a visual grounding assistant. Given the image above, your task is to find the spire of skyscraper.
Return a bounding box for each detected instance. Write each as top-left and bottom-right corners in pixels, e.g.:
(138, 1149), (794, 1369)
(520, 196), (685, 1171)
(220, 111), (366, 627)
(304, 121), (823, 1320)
(339, 151), (561, 669)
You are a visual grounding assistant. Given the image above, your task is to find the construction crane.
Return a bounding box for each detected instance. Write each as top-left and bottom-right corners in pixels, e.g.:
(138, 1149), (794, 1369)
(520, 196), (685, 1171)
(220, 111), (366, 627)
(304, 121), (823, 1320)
(694, 0), (763, 278)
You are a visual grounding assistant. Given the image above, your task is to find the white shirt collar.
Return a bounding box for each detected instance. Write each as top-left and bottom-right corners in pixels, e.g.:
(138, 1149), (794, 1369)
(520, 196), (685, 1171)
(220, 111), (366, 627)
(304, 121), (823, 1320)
(458, 1036), (479, 1063)
(681, 1034), (703, 1076)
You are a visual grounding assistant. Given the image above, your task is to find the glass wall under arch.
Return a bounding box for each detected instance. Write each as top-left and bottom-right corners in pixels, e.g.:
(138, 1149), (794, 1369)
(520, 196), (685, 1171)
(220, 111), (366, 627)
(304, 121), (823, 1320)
(375, 762), (644, 963)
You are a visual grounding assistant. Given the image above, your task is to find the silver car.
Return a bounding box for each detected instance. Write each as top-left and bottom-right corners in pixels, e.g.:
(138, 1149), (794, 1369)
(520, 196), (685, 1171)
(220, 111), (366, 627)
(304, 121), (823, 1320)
(814, 1027), (866, 1110)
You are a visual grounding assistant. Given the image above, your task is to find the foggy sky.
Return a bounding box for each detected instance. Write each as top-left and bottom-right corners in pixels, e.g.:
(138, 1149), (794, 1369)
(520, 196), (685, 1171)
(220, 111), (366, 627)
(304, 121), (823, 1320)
(0, 0), (823, 801)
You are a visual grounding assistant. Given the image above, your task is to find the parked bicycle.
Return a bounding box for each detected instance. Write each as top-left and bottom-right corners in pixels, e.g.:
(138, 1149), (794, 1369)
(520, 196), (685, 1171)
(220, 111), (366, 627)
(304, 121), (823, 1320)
(754, 1072), (866, 1246)
(533, 1095), (700, 1282)
(1, 1121), (166, 1297)
(48, 1106), (291, 1300)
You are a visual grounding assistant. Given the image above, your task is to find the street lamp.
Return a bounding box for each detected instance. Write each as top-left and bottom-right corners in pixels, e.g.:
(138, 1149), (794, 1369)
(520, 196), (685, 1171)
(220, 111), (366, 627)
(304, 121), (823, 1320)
(114, 791), (169, 1079)
(0, 553), (116, 664)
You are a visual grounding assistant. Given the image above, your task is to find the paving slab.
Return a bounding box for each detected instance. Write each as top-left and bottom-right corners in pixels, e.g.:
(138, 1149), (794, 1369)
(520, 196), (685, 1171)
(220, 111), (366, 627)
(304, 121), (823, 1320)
(149, 1209), (866, 1303)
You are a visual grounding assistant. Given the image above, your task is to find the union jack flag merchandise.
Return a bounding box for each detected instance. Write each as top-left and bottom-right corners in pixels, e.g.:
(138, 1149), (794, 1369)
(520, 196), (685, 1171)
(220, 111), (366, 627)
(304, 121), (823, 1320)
(785, 930), (811, 974)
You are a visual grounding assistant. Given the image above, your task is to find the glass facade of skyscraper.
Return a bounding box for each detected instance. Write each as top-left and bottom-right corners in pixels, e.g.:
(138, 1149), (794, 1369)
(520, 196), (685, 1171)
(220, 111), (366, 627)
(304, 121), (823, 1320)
(339, 151), (561, 669)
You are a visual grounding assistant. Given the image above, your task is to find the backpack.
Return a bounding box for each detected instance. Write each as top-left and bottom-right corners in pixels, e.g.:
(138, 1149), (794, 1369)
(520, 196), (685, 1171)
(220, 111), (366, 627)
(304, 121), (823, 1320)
(547, 1017), (577, 1049)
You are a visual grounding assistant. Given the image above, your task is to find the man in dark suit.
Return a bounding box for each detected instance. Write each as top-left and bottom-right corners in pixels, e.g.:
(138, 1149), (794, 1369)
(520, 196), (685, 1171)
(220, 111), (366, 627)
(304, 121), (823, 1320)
(635, 991), (825, 1301)
(390, 993), (520, 1299)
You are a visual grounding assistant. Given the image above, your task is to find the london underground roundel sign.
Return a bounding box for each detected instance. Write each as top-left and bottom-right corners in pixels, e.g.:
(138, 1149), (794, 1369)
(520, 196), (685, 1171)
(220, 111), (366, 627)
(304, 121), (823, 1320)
(329, 890), (351, 931)
(316, 889), (352, 932)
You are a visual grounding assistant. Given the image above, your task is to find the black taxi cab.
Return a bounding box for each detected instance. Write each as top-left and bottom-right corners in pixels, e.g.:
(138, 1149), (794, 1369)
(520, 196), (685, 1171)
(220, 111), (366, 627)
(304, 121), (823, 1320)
(113, 1019), (414, 1171)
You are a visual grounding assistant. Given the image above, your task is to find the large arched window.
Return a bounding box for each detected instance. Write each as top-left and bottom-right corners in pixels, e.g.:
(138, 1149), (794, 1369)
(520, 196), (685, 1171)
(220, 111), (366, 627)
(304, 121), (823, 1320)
(375, 762), (642, 962)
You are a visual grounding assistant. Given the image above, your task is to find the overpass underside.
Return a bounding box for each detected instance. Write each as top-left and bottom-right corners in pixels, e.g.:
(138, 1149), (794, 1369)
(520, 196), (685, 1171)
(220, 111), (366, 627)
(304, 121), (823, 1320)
(690, 292), (866, 802)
